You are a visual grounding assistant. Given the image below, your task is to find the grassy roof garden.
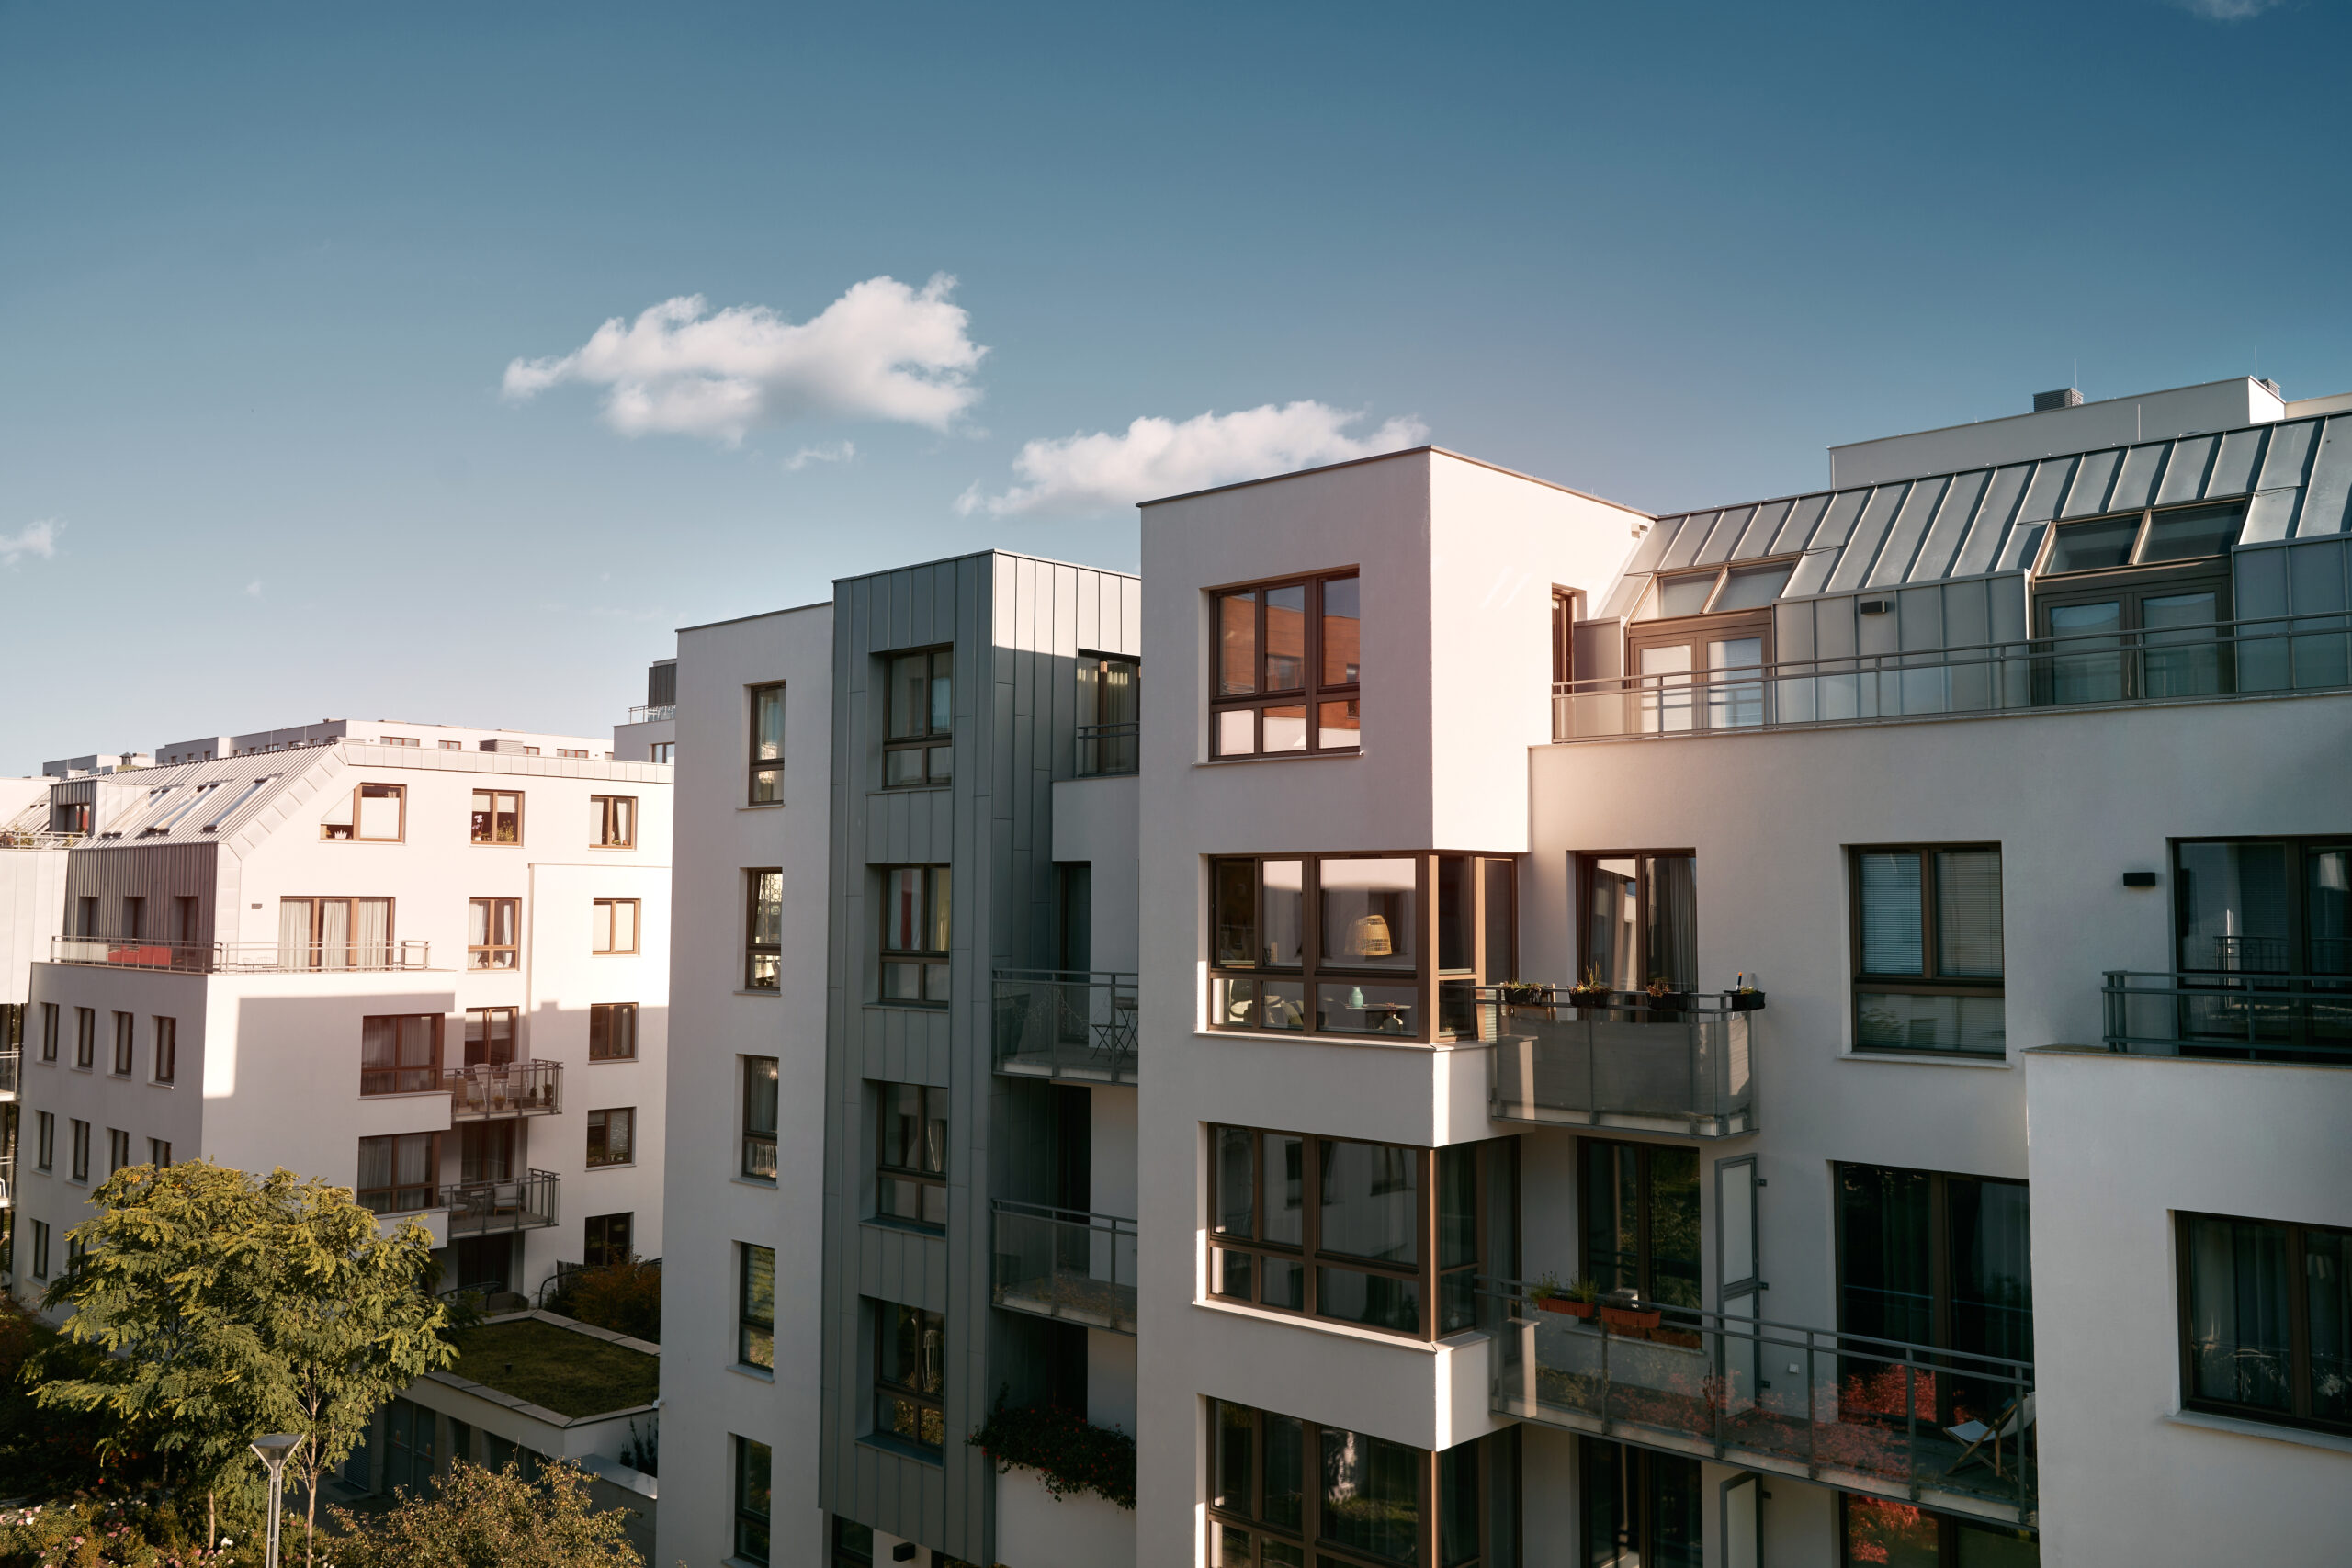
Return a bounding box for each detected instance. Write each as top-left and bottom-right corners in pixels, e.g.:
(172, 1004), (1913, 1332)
(451, 1317), (659, 1419)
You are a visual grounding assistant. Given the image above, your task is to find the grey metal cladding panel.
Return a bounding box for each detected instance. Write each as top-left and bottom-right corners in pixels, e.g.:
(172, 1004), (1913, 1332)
(1825, 485), (1907, 594)
(2017, 458), (2074, 525)
(1809, 491), (1871, 550)
(2160, 435), (2220, 502)
(2259, 419), (2322, 493)
(1896, 585), (1944, 652)
(1772, 600), (1814, 662)
(1658, 513), (1715, 571)
(1943, 577), (1991, 649)
(1908, 469), (1988, 583)
(1864, 477), (1948, 589)
(1951, 465), (2030, 577)
(858, 1222), (949, 1315)
(1990, 573), (2028, 642)
(2109, 445), (2166, 512)
(1733, 500), (1792, 559)
(2293, 415), (2352, 536)
(1693, 507), (1751, 566)
(1624, 517), (1682, 576)
(1770, 494), (1832, 554)
(2061, 449), (2124, 517)
(2207, 428), (2267, 498)
(1856, 595), (1899, 658)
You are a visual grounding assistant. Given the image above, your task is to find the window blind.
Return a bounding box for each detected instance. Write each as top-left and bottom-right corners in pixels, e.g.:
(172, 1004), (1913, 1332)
(1859, 853), (1924, 975)
(1935, 851), (2005, 977)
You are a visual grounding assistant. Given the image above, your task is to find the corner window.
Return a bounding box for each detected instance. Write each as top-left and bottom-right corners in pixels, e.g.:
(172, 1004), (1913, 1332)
(876, 1082), (946, 1230)
(360, 1014), (441, 1095)
(879, 865), (950, 1004)
(357, 1131), (439, 1213)
(1851, 846), (2004, 1055)
(589, 1002), (638, 1060)
(745, 870), (782, 989)
(733, 1436), (773, 1564)
(469, 790), (522, 844)
(883, 649), (953, 787)
(468, 897), (519, 970)
(2179, 1211), (2349, 1437)
(592, 795), (637, 848)
(749, 683), (786, 803)
(1577, 852), (1697, 993)
(874, 1303), (945, 1453)
(1209, 1401), (1510, 1568)
(322, 782), (404, 841)
(742, 1057), (779, 1179)
(592, 897), (640, 955)
(1211, 571), (1361, 757)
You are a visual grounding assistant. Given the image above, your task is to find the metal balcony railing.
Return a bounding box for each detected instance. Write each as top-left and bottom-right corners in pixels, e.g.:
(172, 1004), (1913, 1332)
(627, 705), (676, 725)
(1485, 1280), (2036, 1528)
(0, 1048), (18, 1100)
(991, 1200), (1138, 1336)
(445, 1060), (562, 1119)
(1477, 987), (1758, 1139)
(49, 936), (432, 974)
(443, 1169), (559, 1237)
(0, 830), (81, 850)
(1555, 608), (2352, 742)
(742, 1132), (778, 1179)
(2103, 970), (2352, 1066)
(1075, 722), (1139, 777)
(992, 969), (1138, 1085)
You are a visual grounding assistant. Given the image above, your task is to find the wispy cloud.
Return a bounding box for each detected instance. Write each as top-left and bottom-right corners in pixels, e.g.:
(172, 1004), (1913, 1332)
(958, 401), (1429, 520)
(244, 580), (263, 597)
(786, 439), (857, 471)
(503, 276), (985, 446)
(0, 519), (62, 569)
(2172, 0), (2286, 17)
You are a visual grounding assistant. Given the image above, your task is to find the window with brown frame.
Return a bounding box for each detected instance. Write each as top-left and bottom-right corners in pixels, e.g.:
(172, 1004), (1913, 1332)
(1210, 570), (1361, 757)
(2177, 1210), (2351, 1438)
(589, 1002), (638, 1060)
(1576, 852), (1699, 993)
(2033, 501), (2244, 705)
(1208, 852), (1516, 1041)
(592, 795), (637, 848)
(111, 1011), (133, 1076)
(278, 897), (396, 969)
(469, 790), (522, 844)
(748, 682), (786, 802)
(592, 898), (639, 954)
(152, 1016), (176, 1083)
(356, 1131), (439, 1213)
(558, 748), (589, 759)
(1849, 845), (2004, 1056)
(1623, 560), (1792, 733)
(40, 1002), (57, 1062)
(876, 1082), (946, 1231)
(74, 1007), (94, 1069)
(586, 1107), (635, 1168)
(463, 1007), (516, 1066)
(1551, 586), (1583, 686)
(745, 870), (782, 989)
(468, 897), (519, 970)
(882, 649), (953, 787)
(873, 1302), (944, 1453)
(361, 1014), (442, 1095)
(877, 866), (950, 1004)
(321, 782), (405, 841)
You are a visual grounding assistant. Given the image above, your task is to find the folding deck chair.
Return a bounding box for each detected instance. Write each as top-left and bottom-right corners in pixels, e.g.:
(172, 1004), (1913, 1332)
(1946, 1393), (2036, 1480)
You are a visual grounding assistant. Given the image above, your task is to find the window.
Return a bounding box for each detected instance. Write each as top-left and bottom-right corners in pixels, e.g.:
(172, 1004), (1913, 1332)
(557, 748), (588, 760)
(749, 682), (786, 802)
(1582, 1140), (1701, 1314)
(745, 870), (783, 989)
(36, 1111), (53, 1171)
(1623, 563), (1792, 733)
(30, 1222), (47, 1280)
(173, 896), (199, 942)
(882, 650), (953, 786)
(1209, 1400), (1512, 1568)
(40, 1002), (56, 1062)
(70, 1118), (90, 1181)
(122, 897), (145, 940)
(438, 739), (463, 750)
(740, 1244), (775, 1368)
(361, 1014), (441, 1094)
(589, 1002), (638, 1060)
(592, 795), (637, 848)
(2170, 838), (2349, 1059)
(321, 782), (405, 841)
(874, 1303), (944, 1453)
(584, 1212), (633, 1267)
(357, 1132), (440, 1213)
(1075, 653), (1140, 775)
(1210, 570), (1361, 757)
(277, 897), (395, 969)
(878, 866), (950, 1004)
(586, 1107), (635, 1168)
(74, 896), (96, 936)
(831, 1517), (873, 1568)
(380, 735), (419, 747)
(650, 741), (674, 764)
(1210, 1125), (1496, 1338)
(743, 1057), (779, 1179)
(2034, 500), (2245, 705)
(1840, 1497), (2040, 1566)
(149, 1139), (172, 1168)
(464, 1007), (516, 1066)
(107, 1128), (130, 1174)
(1580, 1437), (1702, 1568)
(469, 790), (523, 844)
(111, 1011), (133, 1076)
(74, 1007), (94, 1069)
(876, 1083), (946, 1230)
(1577, 852), (1699, 994)
(468, 897), (520, 969)
(2178, 1211), (2351, 1437)
(734, 1436), (773, 1564)
(591, 898), (639, 955)
(1552, 586), (1584, 687)
(153, 1016), (176, 1083)
(1851, 846), (2005, 1056)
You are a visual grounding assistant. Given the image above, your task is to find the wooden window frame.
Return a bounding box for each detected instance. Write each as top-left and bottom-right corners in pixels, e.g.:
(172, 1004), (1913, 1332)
(745, 870), (782, 990)
(1578, 1138), (1703, 1314)
(1208, 570), (1362, 759)
(280, 896), (398, 969)
(321, 782), (406, 842)
(872, 1302), (946, 1455)
(589, 1001), (639, 1060)
(107, 1127), (130, 1175)
(469, 789), (524, 845)
(585, 1106), (635, 1168)
(742, 1056), (780, 1179)
(877, 865), (951, 1006)
(111, 1011), (134, 1076)
(650, 741), (674, 764)
(356, 1131), (442, 1214)
(881, 649), (954, 788)
(1573, 849), (1701, 993)
(1623, 605), (1775, 735)
(2176, 1210), (2352, 1438)
(875, 1082), (947, 1233)
(70, 1117), (90, 1181)
(1551, 586), (1585, 686)
(592, 897), (640, 955)
(557, 748), (589, 760)
(591, 795), (638, 849)
(1848, 843), (2006, 1058)
(749, 682), (786, 804)
(468, 897), (520, 970)
(360, 1013), (443, 1095)
(463, 1006), (517, 1067)
(1207, 1399), (1499, 1568)
(584, 1212), (633, 1268)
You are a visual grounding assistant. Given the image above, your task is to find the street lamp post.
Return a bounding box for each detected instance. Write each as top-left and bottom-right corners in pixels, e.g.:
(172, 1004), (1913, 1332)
(249, 1433), (302, 1568)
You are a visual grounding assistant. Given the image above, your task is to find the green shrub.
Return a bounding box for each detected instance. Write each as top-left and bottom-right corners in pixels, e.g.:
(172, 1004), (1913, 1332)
(968, 1398), (1135, 1511)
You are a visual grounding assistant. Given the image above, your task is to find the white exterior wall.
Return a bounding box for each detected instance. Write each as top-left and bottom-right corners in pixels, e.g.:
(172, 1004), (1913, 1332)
(653, 604), (834, 1568)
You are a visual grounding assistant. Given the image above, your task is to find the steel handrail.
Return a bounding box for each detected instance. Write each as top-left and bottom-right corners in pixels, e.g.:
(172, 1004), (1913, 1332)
(49, 936), (432, 973)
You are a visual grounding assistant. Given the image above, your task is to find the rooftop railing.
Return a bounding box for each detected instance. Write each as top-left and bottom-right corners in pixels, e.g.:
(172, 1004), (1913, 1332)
(1075, 721), (1139, 778)
(0, 830), (82, 850)
(444, 1170), (560, 1237)
(50, 937), (432, 974)
(626, 705), (676, 725)
(1554, 609), (2352, 742)
(991, 1200), (1138, 1336)
(1476, 987), (1758, 1139)
(445, 1060), (562, 1120)
(1486, 1280), (2036, 1528)
(2102, 970), (2352, 1066)
(992, 969), (1138, 1085)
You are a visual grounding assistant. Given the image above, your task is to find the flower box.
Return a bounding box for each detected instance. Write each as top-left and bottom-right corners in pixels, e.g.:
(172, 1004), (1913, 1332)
(1600, 1303), (1664, 1336)
(1534, 1296), (1596, 1319)
(1727, 990), (1767, 1012)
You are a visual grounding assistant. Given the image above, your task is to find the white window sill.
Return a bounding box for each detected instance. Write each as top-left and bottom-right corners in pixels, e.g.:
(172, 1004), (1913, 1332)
(734, 988), (781, 998)
(731, 1174), (777, 1191)
(727, 1362), (775, 1384)
(1839, 1050), (2014, 1070)
(2165, 1408), (2352, 1457)
(738, 802), (786, 811)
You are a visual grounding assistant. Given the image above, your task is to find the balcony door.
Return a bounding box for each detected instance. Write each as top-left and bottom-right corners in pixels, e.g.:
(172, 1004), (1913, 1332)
(460, 1122), (515, 1184)
(1577, 852), (1698, 994)
(1627, 620), (1769, 734)
(1580, 1437), (1701, 1568)
(1583, 1141), (1700, 1314)
(2172, 837), (2351, 1058)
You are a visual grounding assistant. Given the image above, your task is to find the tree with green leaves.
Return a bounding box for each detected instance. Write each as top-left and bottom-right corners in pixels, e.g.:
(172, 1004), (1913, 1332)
(328, 1459), (642, 1568)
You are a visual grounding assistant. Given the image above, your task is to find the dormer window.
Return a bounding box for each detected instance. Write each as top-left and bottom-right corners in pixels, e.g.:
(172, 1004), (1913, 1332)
(1635, 559), (1794, 622)
(2034, 501), (2245, 704)
(1625, 559), (1794, 733)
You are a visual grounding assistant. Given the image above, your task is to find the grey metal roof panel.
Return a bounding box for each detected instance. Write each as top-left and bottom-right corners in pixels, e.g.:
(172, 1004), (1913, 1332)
(1770, 494), (1832, 554)
(2260, 419), (2320, 491)
(2110, 445), (2165, 513)
(1867, 476), (1950, 588)
(2017, 458), (2074, 525)
(1734, 500), (1792, 559)
(2244, 488), (2301, 544)
(2062, 449), (2122, 517)
(1658, 513), (1714, 571)
(1951, 466), (2030, 578)
(1827, 485), (1909, 592)
(2296, 415), (2352, 537)
(1909, 468), (1988, 583)
(1997, 522), (2047, 572)
(2158, 435), (2219, 503)
(1784, 547), (1840, 598)
(2209, 428), (2267, 497)
(1810, 491), (1871, 551)
(1694, 506), (1751, 566)
(1623, 517), (1680, 576)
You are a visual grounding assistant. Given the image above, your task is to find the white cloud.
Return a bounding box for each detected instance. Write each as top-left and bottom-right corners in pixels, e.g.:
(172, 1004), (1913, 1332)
(959, 401), (1430, 520)
(2173, 0), (2285, 17)
(503, 276), (985, 446)
(244, 580), (263, 597)
(786, 439), (857, 471)
(0, 519), (61, 568)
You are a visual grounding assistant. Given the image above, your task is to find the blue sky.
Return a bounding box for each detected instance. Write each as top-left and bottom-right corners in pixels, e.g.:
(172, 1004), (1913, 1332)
(5, 0), (2347, 772)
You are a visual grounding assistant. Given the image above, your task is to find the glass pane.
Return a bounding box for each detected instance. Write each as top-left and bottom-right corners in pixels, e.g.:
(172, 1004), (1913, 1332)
(1935, 852), (2005, 978)
(1585, 1143), (1641, 1298)
(1258, 979), (1306, 1031)
(888, 654), (928, 739)
(752, 873), (784, 945)
(745, 1058), (779, 1138)
(2307, 1226), (2349, 1424)
(1265, 585), (1306, 691)
(923, 961), (951, 1003)
(1215, 1523), (1255, 1568)
(1214, 1401), (1254, 1514)
(884, 869), (920, 951)
(2046, 515), (2140, 572)
(1860, 852), (1926, 975)
(1638, 642), (1695, 732)
(1317, 1427), (1420, 1562)
(2176, 841), (2292, 973)
(1213, 1247), (1255, 1300)
(1838, 1165), (1934, 1345)
(1437, 856), (1471, 972)
(2142, 591), (2222, 698)
(2186, 1214), (2291, 1409)
(1215, 862), (1260, 967)
(1263, 705), (1307, 752)
(1217, 707), (1259, 757)
(1857, 991), (2006, 1055)
(1588, 858), (1638, 992)
(927, 867), (952, 953)
(753, 685), (785, 761)
(1317, 700), (1361, 750)
(881, 961), (922, 1001)
(1438, 1144), (1476, 1269)
(1265, 1134), (1305, 1247)
(1713, 562), (1793, 611)
(1318, 1140), (1419, 1265)
(1215, 1127), (1255, 1238)
(926, 741), (953, 782)
(2140, 502), (2243, 561)
(885, 748), (924, 787)
(1263, 1414), (1305, 1530)
(1319, 858), (1415, 972)
(1955, 1522), (2041, 1567)
(1642, 853), (1697, 991)
(1844, 1499), (1939, 1568)
(1657, 573), (1716, 616)
(1482, 859), (1515, 984)
(1646, 1450), (1703, 1568)
(1221, 592), (1259, 695)
(885, 1083), (922, 1169)
(1264, 861), (1305, 967)
(1315, 982), (1417, 1036)
(2310, 850), (2350, 977)
(2045, 600), (2124, 703)
(1651, 1146), (1700, 1311)
(929, 651), (953, 734)
(1322, 576), (1361, 686)
(1262, 1255), (1305, 1309)
(1949, 1177), (2034, 1365)
(1706, 636), (1764, 728)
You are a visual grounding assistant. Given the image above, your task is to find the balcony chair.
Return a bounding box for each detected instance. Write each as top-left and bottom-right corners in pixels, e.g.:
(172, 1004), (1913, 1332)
(1945, 1392), (2035, 1480)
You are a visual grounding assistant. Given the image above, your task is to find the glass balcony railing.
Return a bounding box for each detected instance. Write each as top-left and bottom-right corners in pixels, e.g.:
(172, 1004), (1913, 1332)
(1486, 1281), (2036, 1528)
(444, 1061), (562, 1120)
(992, 969), (1138, 1084)
(0, 1047), (18, 1100)
(442, 1169), (559, 1237)
(49, 936), (432, 973)
(991, 1199), (1137, 1336)
(1476, 987), (1758, 1139)
(2102, 970), (2352, 1066)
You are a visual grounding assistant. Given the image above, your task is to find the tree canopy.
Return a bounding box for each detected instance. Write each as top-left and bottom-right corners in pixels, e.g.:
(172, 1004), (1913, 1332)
(330, 1460), (642, 1568)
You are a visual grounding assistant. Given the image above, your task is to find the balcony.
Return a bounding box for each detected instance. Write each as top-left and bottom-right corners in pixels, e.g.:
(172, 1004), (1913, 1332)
(445, 1061), (562, 1120)
(443, 1169), (559, 1237)
(1074, 721), (1138, 777)
(992, 970), (1138, 1085)
(990, 1200), (1137, 1336)
(0, 830), (81, 850)
(0, 1047), (18, 1100)
(2102, 970), (2352, 1065)
(1554, 609), (2351, 743)
(50, 937), (432, 974)
(1487, 1283), (2035, 1528)
(1477, 987), (1758, 1139)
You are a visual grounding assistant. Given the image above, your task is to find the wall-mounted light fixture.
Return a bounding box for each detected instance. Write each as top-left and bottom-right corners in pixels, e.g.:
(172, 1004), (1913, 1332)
(1860, 599), (1894, 615)
(2122, 871), (2159, 888)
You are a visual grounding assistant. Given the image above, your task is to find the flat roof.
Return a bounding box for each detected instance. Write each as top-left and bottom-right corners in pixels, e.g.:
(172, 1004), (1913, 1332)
(1138, 444), (1653, 518)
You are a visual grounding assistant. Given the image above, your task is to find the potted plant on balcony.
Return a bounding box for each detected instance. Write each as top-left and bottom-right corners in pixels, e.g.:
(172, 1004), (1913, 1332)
(1496, 979), (1554, 1017)
(1528, 1271), (1599, 1318)
(1566, 965), (1611, 1017)
(1644, 976), (1691, 1019)
(1599, 1287), (1664, 1337)
(1728, 972), (1767, 1011)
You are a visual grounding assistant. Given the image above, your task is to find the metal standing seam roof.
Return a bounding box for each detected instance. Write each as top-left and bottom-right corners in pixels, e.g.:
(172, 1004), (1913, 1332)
(1602, 412), (2352, 618)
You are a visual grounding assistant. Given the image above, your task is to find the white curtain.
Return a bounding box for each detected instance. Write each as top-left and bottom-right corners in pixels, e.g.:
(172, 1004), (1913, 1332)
(320, 898), (352, 971)
(351, 897), (391, 968)
(278, 898), (314, 970)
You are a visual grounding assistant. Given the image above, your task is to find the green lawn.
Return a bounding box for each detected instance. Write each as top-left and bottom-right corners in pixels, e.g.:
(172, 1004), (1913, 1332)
(452, 1319), (659, 1418)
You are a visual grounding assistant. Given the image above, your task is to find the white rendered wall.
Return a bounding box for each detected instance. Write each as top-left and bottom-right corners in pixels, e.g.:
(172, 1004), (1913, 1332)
(1052, 774), (1139, 974)
(1827, 378), (2285, 488)
(653, 603), (834, 1568)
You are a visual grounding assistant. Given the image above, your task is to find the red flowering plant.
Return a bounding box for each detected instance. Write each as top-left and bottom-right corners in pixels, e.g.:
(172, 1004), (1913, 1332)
(968, 1393), (1136, 1511)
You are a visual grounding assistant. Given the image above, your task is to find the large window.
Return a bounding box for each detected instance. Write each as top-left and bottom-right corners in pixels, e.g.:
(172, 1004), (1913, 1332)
(743, 1057), (779, 1179)
(279, 897), (396, 969)
(1211, 571), (1361, 758)
(1841, 1497), (2040, 1566)
(746, 870), (782, 989)
(321, 782), (405, 841)
(2171, 837), (2349, 1059)
(740, 1243), (775, 1369)
(464, 1006), (516, 1066)
(1851, 846), (2004, 1056)
(2178, 1211), (2351, 1437)
(1210, 1125), (1497, 1339)
(1577, 852), (1698, 993)
(733, 1436), (773, 1565)
(876, 1083), (946, 1230)
(361, 1014), (442, 1094)
(1582, 1141), (1700, 1314)
(749, 683), (786, 803)
(584, 1213), (633, 1268)
(883, 649), (954, 786)
(879, 866), (951, 1004)
(591, 898), (639, 955)
(592, 795), (637, 848)
(874, 1303), (945, 1454)
(469, 790), (522, 844)
(2034, 500), (2243, 704)
(586, 1107), (635, 1168)
(1209, 1400), (1514, 1568)
(357, 1132), (440, 1213)
(1625, 562), (1792, 733)
(468, 897), (519, 970)
(1076, 653), (1140, 775)
(1211, 853), (1516, 1040)
(1581, 1437), (1701, 1568)
(589, 1001), (638, 1060)
(1838, 1163), (2033, 1423)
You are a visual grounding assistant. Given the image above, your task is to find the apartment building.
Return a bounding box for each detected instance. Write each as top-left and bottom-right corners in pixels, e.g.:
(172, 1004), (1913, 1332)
(9, 729), (671, 1312)
(615, 659), (680, 764)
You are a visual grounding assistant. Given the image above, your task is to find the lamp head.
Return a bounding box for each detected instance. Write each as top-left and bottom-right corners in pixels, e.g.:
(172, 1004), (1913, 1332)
(250, 1433), (302, 1472)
